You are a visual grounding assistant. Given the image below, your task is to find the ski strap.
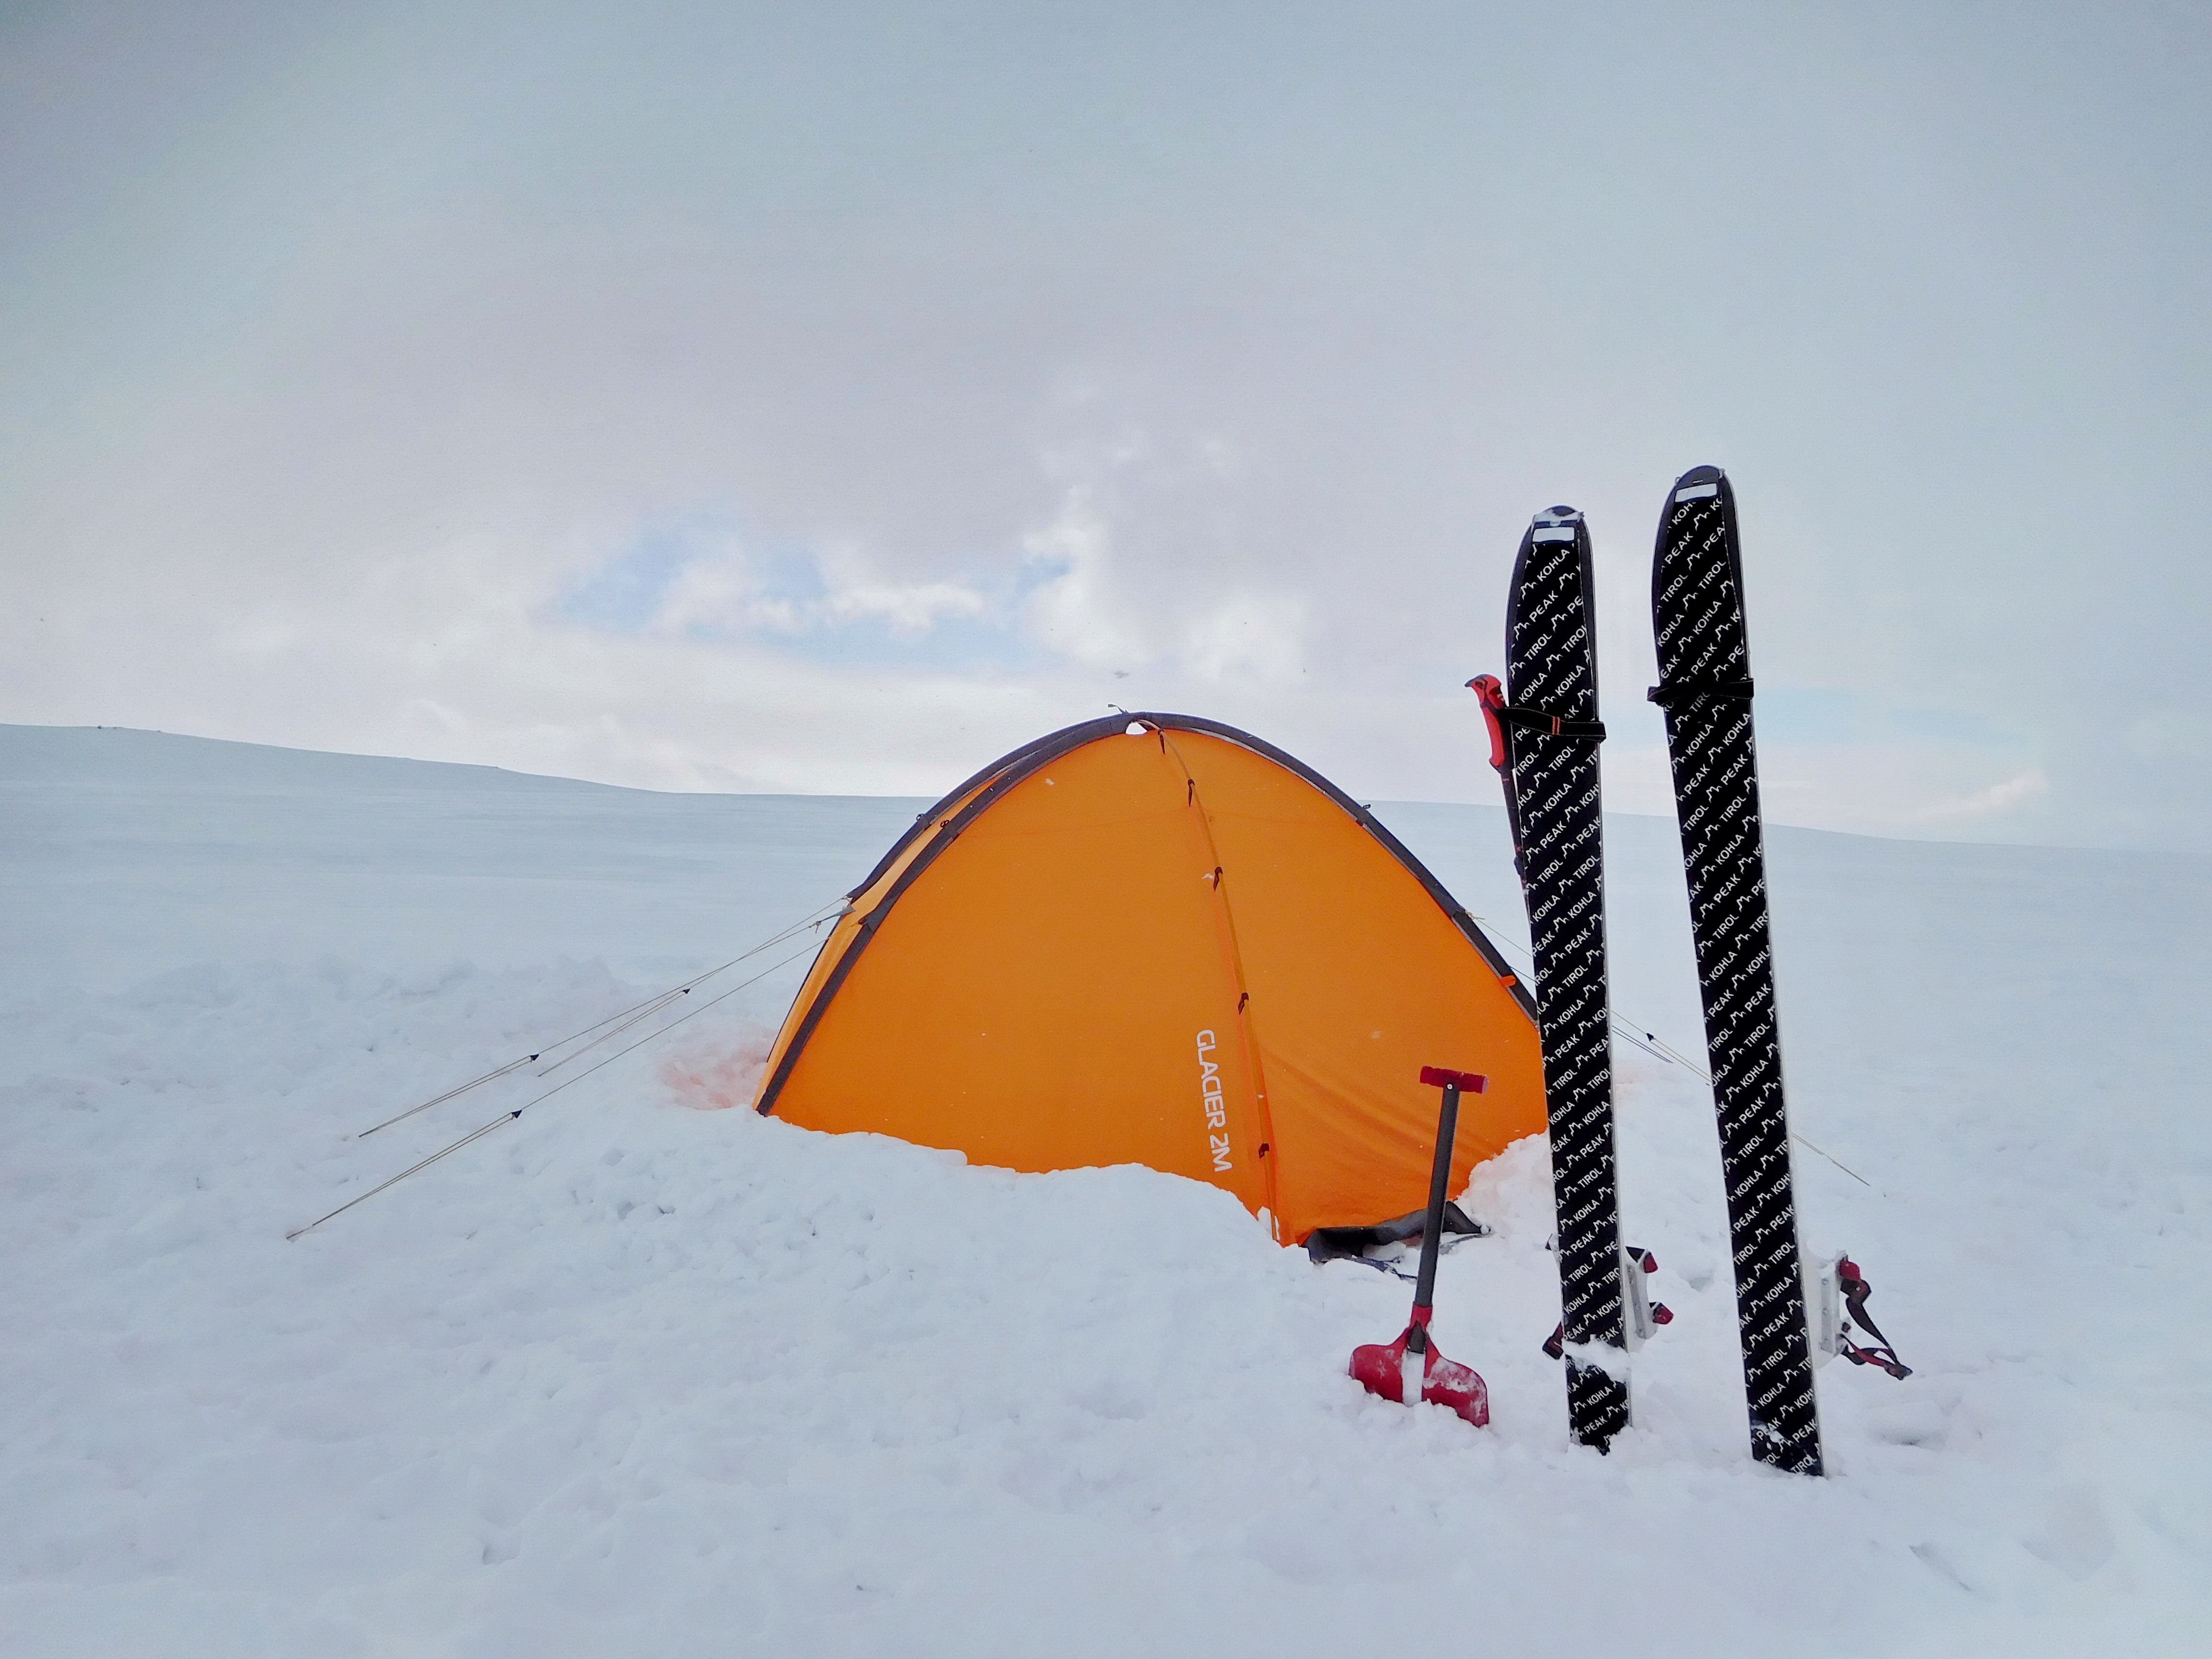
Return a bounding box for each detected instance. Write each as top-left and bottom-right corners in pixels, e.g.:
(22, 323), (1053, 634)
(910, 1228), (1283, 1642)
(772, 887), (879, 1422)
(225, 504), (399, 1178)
(1467, 676), (1603, 744)
(1488, 702), (1606, 742)
(1838, 1258), (1913, 1380)
(1647, 676), (1755, 710)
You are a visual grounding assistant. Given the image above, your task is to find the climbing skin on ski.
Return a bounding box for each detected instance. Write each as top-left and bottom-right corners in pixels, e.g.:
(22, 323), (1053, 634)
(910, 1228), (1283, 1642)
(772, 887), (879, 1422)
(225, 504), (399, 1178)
(1649, 466), (1824, 1476)
(1476, 504), (1632, 1451)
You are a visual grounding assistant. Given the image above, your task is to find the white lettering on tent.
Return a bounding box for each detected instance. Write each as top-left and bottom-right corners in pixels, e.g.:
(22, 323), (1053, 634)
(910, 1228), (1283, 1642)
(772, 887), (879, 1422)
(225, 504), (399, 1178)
(1196, 1030), (1232, 1170)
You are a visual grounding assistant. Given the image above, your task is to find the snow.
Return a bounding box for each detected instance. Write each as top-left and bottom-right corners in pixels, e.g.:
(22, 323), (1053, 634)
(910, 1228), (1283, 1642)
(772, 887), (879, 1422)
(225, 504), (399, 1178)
(4, 723), (2207, 1656)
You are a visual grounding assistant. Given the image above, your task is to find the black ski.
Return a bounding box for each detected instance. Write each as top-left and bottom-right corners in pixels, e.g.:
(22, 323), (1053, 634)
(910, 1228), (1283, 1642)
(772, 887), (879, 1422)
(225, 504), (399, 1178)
(1475, 505), (1631, 1451)
(1649, 466), (1824, 1476)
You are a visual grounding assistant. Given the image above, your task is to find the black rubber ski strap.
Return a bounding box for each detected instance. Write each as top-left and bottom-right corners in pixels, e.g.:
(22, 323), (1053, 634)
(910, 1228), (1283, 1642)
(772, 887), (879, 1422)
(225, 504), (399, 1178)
(1838, 1259), (1913, 1380)
(1490, 702), (1606, 741)
(1647, 677), (1755, 710)
(1470, 671), (1605, 744)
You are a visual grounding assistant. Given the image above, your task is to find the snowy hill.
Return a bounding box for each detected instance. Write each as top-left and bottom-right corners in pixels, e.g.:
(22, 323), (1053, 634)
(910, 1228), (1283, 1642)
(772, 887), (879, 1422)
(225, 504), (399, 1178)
(2, 724), (2206, 1656)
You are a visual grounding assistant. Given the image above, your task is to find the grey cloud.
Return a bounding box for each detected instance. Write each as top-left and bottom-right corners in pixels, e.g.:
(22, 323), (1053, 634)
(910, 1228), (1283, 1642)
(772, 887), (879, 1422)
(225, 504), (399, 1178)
(1, 0), (2206, 845)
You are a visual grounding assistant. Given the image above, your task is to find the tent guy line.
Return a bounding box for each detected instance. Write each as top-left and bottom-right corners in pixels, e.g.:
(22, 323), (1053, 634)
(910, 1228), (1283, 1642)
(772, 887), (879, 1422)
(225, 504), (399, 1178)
(289, 939), (824, 1240)
(1469, 917), (1874, 1191)
(530, 988), (689, 1080)
(353, 897), (847, 1139)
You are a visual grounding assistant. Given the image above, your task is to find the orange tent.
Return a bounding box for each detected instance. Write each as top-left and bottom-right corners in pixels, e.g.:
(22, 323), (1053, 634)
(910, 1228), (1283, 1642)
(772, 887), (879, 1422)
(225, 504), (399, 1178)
(754, 714), (1547, 1244)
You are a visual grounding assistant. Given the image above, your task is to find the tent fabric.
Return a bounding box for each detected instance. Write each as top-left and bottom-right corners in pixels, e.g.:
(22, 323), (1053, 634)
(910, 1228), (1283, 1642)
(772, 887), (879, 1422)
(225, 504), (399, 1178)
(753, 714), (1548, 1244)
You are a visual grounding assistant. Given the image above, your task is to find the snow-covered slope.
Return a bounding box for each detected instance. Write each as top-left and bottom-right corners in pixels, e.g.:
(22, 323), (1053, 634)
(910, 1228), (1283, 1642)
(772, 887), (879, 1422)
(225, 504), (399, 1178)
(3, 725), (2206, 1657)
(0, 724), (923, 1002)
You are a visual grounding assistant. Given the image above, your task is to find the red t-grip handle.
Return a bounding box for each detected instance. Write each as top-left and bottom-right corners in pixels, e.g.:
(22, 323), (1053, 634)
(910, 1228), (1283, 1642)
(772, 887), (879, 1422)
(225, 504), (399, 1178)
(1467, 675), (1509, 770)
(1419, 1066), (1488, 1093)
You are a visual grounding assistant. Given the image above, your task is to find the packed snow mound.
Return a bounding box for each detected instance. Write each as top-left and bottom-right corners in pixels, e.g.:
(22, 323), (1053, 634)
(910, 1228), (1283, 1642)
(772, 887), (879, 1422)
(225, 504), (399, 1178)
(2, 726), (2207, 1656)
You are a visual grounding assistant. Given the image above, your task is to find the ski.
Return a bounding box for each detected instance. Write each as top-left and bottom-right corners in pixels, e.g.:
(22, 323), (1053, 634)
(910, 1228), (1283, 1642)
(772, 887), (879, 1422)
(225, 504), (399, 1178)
(1473, 505), (1631, 1451)
(1649, 465), (1825, 1475)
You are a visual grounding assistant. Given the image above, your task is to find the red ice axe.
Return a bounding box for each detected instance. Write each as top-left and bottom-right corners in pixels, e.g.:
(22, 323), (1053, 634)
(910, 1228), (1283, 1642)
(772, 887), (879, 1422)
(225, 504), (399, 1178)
(1348, 1067), (1492, 1427)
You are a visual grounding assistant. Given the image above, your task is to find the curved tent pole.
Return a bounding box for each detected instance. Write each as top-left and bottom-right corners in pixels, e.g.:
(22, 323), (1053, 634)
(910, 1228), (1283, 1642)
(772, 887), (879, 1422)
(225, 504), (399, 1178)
(842, 722), (1096, 900)
(1157, 716), (1538, 1022)
(755, 715), (1130, 1116)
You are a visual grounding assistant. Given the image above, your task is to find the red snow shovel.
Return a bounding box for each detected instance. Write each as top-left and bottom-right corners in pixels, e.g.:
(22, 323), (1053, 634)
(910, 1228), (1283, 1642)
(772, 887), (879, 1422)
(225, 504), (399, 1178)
(1348, 1067), (1491, 1427)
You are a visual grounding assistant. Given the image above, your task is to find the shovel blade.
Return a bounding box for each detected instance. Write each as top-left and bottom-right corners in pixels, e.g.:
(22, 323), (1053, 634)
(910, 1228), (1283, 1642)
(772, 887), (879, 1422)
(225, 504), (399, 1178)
(1420, 1351), (1491, 1427)
(1349, 1332), (1490, 1428)
(1349, 1337), (1411, 1402)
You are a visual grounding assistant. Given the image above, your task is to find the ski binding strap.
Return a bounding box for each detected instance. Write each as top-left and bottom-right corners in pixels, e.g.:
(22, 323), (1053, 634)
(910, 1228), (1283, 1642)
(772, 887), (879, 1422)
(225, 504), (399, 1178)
(1804, 1251), (1913, 1380)
(1544, 1246), (1672, 1358)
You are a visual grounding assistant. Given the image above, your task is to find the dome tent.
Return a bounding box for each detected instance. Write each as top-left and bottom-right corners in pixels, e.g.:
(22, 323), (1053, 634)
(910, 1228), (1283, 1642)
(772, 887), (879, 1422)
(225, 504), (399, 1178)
(754, 714), (1547, 1244)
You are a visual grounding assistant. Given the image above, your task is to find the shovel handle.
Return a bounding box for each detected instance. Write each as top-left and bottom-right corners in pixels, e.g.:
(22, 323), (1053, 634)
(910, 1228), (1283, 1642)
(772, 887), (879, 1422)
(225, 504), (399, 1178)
(1413, 1068), (1479, 1316)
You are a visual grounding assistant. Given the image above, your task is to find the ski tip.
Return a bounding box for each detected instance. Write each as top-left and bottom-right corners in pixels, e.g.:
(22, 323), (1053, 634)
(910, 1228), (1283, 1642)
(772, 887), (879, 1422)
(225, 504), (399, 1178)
(1671, 464), (1725, 502)
(1529, 505), (1583, 543)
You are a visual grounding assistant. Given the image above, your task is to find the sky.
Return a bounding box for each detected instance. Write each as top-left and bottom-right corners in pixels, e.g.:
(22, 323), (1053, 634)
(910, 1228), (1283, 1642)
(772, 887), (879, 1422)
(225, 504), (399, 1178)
(2, 0), (2207, 848)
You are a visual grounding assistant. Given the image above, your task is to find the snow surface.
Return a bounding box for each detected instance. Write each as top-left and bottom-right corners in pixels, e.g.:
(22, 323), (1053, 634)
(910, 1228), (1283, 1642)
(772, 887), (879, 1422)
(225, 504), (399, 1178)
(4, 724), (2207, 1656)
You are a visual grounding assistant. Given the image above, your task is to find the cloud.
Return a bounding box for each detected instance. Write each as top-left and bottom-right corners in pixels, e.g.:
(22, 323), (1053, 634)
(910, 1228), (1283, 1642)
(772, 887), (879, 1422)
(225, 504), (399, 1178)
(1920, 768), (2052, 821)
(1019, 489), (1154, 670)
(554, 532), (991, 648)
(817, 577), (987, 638)
(1184, 590), (1308, 683)
(1, 4), (2206, 849)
